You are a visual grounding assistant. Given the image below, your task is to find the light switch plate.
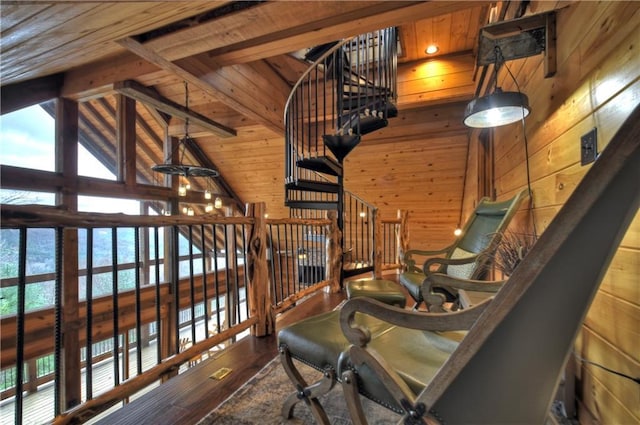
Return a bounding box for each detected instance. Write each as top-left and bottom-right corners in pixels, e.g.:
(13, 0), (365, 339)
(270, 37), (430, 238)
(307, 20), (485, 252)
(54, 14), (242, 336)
(580, 127), (597, 165)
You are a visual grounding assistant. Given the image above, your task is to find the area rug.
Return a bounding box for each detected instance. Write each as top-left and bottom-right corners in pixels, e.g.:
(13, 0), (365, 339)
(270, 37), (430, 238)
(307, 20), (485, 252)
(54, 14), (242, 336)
(196, 356), (400, 425)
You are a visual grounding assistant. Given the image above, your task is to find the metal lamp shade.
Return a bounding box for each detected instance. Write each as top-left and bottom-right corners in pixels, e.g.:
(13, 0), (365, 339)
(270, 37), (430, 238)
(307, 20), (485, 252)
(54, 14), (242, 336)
(463, 90), (530, 128)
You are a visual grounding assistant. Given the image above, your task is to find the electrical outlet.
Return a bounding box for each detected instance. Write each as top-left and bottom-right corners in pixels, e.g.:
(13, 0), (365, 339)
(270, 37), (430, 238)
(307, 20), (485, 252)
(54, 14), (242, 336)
(209, 367), (232, 380)
(580, 127), (597, 165)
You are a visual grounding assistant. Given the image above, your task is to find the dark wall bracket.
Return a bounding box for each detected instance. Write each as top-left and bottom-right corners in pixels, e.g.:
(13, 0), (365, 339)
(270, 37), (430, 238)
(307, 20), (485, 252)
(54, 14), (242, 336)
(477, 11), (557, 78)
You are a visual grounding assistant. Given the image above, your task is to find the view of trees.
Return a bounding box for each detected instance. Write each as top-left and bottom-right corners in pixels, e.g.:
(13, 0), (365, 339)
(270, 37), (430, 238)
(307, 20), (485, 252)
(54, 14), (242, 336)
(1, 223), (204, 316)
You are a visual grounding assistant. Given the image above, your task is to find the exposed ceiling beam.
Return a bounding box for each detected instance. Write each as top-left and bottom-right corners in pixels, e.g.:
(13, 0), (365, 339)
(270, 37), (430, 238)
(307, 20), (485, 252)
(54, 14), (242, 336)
(197, 1), (493, 67)
(1, 73), (63, 115)
(113, 79), (236, 138)
(176, 54), (288, 133)
(61, 1), (489, 103)
(118, 36), (287, 134)
(143, 1), (420, 63)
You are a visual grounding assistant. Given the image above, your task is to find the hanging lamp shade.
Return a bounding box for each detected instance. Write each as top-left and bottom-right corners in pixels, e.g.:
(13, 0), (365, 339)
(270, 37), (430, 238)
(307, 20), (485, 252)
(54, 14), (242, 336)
(152, 162), (219, 178)
(463, 89), (530, 128)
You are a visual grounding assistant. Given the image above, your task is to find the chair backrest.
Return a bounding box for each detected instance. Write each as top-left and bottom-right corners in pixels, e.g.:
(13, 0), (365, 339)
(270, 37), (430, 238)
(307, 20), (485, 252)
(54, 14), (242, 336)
(420, 103), (640, 424)
(445, 189), (528, 279)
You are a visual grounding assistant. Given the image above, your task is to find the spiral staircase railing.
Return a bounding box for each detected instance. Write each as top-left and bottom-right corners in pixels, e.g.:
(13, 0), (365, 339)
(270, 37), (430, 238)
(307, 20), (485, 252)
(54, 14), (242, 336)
(284, 27), (398, 277)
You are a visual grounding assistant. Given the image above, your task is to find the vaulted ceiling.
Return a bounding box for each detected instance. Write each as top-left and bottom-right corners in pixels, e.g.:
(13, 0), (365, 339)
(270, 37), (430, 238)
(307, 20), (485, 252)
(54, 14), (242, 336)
(2, 1), (504, 219)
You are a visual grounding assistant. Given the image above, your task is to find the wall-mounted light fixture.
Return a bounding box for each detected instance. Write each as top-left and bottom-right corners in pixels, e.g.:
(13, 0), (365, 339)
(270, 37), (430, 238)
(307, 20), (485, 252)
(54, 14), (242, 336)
(464, 89), (530, 128)
(425, 44), (439, 55)
(463, 46), (530, 128)
(464, 11), (556, 128)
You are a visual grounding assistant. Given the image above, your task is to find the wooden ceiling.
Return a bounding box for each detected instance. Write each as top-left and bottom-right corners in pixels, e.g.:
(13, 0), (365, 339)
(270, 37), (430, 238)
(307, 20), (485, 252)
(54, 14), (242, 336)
(1, 1), (495, 222)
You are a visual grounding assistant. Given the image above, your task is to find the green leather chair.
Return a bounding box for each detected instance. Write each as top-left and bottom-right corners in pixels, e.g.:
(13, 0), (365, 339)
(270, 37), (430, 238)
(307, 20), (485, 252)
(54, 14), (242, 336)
(277, 272), (485, 424)
(400, 189), (528, 311)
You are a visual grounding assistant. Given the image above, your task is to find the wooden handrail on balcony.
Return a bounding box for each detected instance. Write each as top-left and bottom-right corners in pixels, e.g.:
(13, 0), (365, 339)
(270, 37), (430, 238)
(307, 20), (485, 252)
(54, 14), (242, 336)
(1, 202), (405, 424)
(0, 202), (350, 424)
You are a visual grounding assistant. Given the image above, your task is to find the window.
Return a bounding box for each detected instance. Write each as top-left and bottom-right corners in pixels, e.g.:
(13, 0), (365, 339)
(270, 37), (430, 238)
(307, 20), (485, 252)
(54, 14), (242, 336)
(0, 104), (55, 171)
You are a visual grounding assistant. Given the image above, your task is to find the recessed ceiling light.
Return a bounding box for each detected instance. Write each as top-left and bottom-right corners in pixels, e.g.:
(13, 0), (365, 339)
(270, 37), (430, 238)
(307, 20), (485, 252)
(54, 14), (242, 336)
(425, 45), (439, 55)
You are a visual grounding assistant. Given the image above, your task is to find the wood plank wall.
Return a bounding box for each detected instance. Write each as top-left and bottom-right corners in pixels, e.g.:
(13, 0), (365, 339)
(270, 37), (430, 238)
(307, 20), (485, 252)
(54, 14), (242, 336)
(469, 2), (639, 423)
(345, 101), (471, 247)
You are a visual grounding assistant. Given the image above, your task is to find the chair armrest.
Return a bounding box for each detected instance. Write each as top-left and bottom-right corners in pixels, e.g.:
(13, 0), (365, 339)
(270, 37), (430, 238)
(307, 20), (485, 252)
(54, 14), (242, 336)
(339, 296), (489, 347)
(421, 272), (505, 312)
(403, 245), (453, 272)
(422, 252), (483, 272)
(423, 273), (506, 294)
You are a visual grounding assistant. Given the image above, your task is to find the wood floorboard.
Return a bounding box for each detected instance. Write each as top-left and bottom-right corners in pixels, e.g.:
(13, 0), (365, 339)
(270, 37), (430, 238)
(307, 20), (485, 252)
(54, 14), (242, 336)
(94, 289), (350, 425)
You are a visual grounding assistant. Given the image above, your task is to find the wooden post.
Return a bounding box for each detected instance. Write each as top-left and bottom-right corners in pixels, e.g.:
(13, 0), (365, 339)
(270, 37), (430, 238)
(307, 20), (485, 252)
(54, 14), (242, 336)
(397, 209), (409, 267)
(161, 133), (178, 373)
(116, 94), (137, 186)
(26, 359), (38, 394)
(56, 97), (82, 411)
(245, 203), (274, 336)
(326, 211), (343, 293)
(373, 209), (383, 279)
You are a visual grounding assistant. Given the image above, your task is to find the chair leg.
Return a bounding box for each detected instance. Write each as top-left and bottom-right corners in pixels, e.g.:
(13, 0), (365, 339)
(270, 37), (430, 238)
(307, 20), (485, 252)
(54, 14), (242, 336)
(411, 300), (426, 310)
(341, 370), (369, 425)
(279, 346), (335, 424)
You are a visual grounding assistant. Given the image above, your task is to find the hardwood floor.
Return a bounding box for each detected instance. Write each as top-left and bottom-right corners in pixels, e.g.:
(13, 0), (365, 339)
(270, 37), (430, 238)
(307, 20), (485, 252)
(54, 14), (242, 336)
(95, 289), (348, 425)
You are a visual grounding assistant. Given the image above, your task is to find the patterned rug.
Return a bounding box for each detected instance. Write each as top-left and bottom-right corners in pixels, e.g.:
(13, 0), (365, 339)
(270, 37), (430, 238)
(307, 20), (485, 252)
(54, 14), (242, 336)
(196, 356), (400, 425)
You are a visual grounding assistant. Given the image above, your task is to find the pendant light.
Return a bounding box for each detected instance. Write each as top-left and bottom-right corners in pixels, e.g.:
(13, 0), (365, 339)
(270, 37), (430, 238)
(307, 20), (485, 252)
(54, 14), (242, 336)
(464, 46), (530, 128)
(152, 82), (219, 181)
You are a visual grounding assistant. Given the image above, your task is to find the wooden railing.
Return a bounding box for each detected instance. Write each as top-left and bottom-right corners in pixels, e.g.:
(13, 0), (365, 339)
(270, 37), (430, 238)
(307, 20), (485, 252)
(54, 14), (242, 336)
(0, 203), (404, 424)
(378, 209), (409, 275)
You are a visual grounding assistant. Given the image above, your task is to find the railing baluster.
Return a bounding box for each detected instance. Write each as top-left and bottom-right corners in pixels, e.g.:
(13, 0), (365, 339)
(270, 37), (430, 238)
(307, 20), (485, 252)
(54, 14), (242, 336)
(85, 228), (94, 399)
(212, 224), (221, 334)
(276, 225), (285, 301)
(283, 224), (290, 297)
(201, 224), (209, 337)
(188, 225), (196, 344)
(232, 224), (241, 326)
(267, 224), (276, 304)
(241, 223), (249, 320)
(15, 227), (27, 425)
(367, 205), (372, 263)
(54, 228), (62, 413)
(172, 225), (180, 354)
(153, 226), (162, 365)
(294, 223), (300, 291)
(223, 225), (231, 331)
(134, 226), (142, 375)
(111, 227), (120, 386)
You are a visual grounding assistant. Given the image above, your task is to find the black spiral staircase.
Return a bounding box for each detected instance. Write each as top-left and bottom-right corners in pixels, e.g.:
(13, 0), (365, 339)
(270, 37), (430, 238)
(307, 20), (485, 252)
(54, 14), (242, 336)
(284, 27), (398, 277)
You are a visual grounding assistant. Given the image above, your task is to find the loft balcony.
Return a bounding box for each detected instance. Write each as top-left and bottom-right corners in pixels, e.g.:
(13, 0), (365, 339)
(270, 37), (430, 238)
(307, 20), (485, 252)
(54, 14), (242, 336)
(0, 204), (407, 424)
